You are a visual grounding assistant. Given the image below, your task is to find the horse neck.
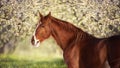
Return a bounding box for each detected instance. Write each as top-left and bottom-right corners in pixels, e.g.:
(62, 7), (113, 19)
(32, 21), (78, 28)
(50, 18), (78, 50)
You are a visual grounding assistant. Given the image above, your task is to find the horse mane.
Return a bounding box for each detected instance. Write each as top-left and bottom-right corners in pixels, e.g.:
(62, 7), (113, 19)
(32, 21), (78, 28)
(46, 15), (96, 40)
(50, 16), (81, 32)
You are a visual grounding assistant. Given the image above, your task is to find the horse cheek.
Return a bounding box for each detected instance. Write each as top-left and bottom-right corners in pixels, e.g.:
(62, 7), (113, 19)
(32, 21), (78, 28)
(42, 28), (50, 38)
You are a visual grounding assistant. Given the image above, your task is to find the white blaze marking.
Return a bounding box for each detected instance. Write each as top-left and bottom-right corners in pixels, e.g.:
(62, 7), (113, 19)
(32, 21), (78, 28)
(33, 35), (40, 47)
(33, 23), (41, 47)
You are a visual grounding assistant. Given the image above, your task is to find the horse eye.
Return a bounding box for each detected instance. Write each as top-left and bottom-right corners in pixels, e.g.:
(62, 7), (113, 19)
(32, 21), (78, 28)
(41, 25), (44, 27)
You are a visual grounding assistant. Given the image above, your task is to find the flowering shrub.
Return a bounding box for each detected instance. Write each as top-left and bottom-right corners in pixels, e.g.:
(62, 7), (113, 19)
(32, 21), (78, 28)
(0, 0), (120, 53)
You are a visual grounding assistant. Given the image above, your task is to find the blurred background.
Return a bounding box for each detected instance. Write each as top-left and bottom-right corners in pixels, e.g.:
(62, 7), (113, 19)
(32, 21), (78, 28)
(0, 0), (120, 68)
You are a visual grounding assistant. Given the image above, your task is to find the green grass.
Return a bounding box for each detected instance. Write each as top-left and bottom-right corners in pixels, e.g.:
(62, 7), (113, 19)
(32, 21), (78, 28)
(0, 55), (67, 68)
(0, 37), (66, 68)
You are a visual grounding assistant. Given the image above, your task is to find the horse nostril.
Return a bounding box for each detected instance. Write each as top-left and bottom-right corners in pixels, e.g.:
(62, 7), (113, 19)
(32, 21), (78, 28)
(37, 41), (39, 44)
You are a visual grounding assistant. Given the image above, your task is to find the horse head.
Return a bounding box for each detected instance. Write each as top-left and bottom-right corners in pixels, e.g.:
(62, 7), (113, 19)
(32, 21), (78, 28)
(31, 12), (51, 47)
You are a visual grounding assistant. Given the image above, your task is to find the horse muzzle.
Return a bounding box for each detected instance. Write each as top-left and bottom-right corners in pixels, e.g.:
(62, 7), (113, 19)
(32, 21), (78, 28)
(31, 36), (40, 47)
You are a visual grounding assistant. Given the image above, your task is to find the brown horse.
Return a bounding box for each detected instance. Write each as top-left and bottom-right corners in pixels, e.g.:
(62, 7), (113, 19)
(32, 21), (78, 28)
(106, 35), (120, 68)
(31, 12), (108, 68)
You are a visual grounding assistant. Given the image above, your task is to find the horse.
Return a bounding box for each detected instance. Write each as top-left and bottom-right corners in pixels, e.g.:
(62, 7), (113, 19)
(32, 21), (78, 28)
(31, 12), (108, 68)
(106, 35), (120, 68)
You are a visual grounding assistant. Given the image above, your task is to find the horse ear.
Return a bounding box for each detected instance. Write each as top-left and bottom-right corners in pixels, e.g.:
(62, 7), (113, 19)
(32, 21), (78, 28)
(39, 12), (43, 18)
(48, 12), (51, 16)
